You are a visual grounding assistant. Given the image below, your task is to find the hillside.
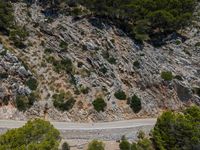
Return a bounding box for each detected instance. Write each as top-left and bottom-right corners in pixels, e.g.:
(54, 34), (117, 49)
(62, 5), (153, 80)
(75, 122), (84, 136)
(0, 0), (200, 122)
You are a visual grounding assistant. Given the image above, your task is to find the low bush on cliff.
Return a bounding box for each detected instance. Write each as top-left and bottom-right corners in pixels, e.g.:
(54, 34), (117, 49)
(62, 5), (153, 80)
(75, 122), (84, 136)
(114, 90), (126, 100)
(92, 97), (107, 112)
(53, 92), (76, 111)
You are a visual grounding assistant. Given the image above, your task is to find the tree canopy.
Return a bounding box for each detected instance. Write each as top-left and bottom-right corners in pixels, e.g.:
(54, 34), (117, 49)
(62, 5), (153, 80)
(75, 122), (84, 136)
(153, 106), (200, 150)
(0, 119), (60, 150)
(76, 0), (197, 41)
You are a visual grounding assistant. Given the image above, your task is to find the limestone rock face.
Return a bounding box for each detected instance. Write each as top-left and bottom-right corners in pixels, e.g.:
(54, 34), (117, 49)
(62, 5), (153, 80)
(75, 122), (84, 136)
(174, 81), (193, 102)
(0, 2), (199, 122)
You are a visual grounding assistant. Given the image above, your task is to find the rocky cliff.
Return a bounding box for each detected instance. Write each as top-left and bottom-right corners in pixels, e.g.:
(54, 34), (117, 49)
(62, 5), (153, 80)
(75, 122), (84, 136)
(0, 2), (200, 122)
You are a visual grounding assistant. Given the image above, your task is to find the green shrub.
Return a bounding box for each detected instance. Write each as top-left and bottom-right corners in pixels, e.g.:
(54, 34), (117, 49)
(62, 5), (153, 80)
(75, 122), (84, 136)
(114, 90), (126, 100)
(80, 86), (90, 94)
(161, 71), (173, 81)
(53, 92), (76, 111)
(193, 87), (200, 97)
(15, 92), (38, 111)
(0, 119), (60, 149)
(0, 73), (8, 79)
(46, 55), (56, 63)
(0, 49), (7, 56)
(44, 48), (54, 54)
(99, 66), (108, 74)
(119, 135), (154, 150)
(108, 57), (117, 64)
(133, 60), (140, 69)
(195, 42), (200, 47)
(128, 95), (142, 113)
(136, 138), (154, 150)
(2, 96), (9, 105)
(87, 140), (105, 150)
(9, 27), (29, 48)
(62, 142), (70, 150)
(26, 77), (38, 91)
(59, 41), (68, 50)
(119, 139), (131, 150)
(53, 57), (73, 74)
(175, 40), (181, 45)
(92, 98), (107, 112)
(174, 75), (183, 81)
(0, 1), (14, 33)
(102, 51), (117, 64)
(16, 95), (29, 111)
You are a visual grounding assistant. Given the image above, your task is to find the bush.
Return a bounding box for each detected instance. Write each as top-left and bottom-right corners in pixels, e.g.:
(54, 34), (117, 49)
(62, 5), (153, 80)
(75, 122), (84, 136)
(128, 95), (142, 113)
(161, 71), (173, 81)
(195, 42), (200, 47)
(2, 96), (9, 105)
(102, 51), (116, 64)
(9, 27), (29, 48)
(133, 60), (140, 69)
(136, 138), (154, 150)
(80, 85), (90, 94)
(0, 1), (14, 33)
(44, 48), (54, 54)
(92, 98), (107, 112)
(0, 73), (8, 79)
(53, 92), (76, 111)
(53, 57), (73, 74)
(59, 41), (68, 50)
(16, 95), (30, 111)
(15, 93), (38, 111)
(26, 77), (38, 91)
(119, 139), (131, 150)
(99, 66), (108, 74)
(62, 142), (70, 150)
(87, 140), (105, 150)
(119, 135), (154, 150)
(0, 119), (60, 149)
(114, 90), (126, 100)
(153, 106), (200, 150)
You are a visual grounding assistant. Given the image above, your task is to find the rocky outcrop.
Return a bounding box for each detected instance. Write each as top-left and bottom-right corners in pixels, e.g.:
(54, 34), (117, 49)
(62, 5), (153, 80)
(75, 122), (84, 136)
(0, 2), (199, 122)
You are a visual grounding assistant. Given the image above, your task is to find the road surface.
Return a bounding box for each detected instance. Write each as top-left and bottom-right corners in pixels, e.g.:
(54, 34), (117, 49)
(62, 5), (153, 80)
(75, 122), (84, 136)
(0, 118), (156, 140)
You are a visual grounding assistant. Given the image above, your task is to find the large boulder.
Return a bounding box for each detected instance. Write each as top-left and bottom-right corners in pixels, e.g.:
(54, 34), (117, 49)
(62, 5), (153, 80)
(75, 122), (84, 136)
(174, 80), (193, 102)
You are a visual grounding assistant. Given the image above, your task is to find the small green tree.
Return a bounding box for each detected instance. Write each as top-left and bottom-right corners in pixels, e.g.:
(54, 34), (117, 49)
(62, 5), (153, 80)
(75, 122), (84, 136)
(26, 77), (38, 91)
(15, 93), (38, 111)
(128, 95), (142, 113)
(62, 142), (70, 150)
(161, 71), (173, 81)
(92, 98), (107, 112)
(119, 139), (131, 150)
(0, 119), (60, 150)
(53, 92), (76, 111)
(153, 106), (200, 150)
(87, 140), (105, 150)
(114, 90), (126, 100)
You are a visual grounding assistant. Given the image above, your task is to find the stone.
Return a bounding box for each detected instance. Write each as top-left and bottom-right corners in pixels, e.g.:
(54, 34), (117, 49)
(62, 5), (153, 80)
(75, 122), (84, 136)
(17, 66), (30, 77)
(174, 81), (193, 102)
(83, 41), (98, 51)
(18, 86), (32, 95)
(4, 53), (18, 63)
